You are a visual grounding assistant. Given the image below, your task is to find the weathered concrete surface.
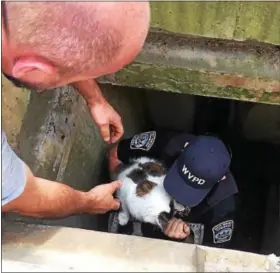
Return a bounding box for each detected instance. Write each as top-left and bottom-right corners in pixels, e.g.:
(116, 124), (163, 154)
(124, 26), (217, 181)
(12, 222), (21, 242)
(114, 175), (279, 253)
(2, 220), (280, 272)
(196, 246), (280, 272)
(3, 83), (147, 231)
(3, 260), (64, 272)
(18, 86), (80, 180)
(1, 75), (31, 151)
(151, 2), (280, 45)
(99, 31), (280, 105)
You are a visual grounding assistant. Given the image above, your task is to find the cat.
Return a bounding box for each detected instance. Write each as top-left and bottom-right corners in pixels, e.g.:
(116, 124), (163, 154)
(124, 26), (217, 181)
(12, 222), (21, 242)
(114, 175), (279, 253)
(111, 157), (173, 232)
(110, 156), (198, 244)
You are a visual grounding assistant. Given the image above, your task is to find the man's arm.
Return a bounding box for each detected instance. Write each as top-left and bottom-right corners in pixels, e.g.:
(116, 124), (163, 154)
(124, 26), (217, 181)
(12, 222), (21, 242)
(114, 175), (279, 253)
(2, 163), (122, 218)
(72, 79), (105, 105)
(72, 79), (123, 143)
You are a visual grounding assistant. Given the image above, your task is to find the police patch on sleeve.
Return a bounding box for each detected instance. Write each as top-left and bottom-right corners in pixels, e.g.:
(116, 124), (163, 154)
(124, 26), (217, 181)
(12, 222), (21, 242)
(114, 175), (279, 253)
(212, 220), (234, 244)
(130, 131), (156, 151)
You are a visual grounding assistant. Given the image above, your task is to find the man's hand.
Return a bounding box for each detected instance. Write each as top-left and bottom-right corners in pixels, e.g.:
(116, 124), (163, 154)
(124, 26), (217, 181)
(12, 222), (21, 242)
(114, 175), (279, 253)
(72, 79), (124, 144)
(89, 102), (123, 144)
(164, 218), (190, 240)
(85, 180), (122, 214)
(2, 163), (123, 218)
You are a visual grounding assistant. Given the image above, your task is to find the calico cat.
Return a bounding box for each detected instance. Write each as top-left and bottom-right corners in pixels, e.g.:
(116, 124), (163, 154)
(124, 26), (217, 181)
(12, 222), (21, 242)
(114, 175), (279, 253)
(112, 157), (173, 232)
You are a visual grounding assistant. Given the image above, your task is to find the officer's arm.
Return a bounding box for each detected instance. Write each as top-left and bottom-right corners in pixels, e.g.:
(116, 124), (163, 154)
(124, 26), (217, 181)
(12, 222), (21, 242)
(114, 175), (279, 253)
(115, 129), (196, 164)
(201, 196), (236, 248)
(108, 130), (165, 173)
(110, 130), (178, 164)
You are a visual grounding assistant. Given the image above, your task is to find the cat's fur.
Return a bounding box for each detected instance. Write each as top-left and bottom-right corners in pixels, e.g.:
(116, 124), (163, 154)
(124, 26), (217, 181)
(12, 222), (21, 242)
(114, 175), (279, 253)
(113, 157), (173, 231)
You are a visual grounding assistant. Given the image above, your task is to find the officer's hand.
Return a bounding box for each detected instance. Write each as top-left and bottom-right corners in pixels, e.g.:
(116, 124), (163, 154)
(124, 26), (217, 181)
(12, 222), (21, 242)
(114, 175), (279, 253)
(164, 218), (190, 239)
(108, 144), (122, 173)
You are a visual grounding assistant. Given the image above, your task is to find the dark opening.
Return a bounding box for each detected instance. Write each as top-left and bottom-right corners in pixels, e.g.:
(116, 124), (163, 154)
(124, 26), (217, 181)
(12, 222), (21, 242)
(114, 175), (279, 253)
(103, 88), (280, 256)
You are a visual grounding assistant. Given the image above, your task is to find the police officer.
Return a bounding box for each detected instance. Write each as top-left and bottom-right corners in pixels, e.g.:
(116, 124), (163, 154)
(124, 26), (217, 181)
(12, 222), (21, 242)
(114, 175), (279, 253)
(108, 129), (238, 248)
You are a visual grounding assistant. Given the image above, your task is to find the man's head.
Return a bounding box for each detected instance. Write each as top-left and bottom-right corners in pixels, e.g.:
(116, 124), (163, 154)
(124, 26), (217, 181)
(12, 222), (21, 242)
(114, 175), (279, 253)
(1, 2), (150, 90)
(164, 136), (231, 208)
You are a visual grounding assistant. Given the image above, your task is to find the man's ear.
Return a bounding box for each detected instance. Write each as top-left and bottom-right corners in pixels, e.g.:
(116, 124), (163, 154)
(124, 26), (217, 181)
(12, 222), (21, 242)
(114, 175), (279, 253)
(12, 57), (54, 79)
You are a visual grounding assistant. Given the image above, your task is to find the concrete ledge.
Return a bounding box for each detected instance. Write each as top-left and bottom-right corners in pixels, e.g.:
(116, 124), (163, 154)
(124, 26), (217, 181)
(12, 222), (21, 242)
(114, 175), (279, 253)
(197, 246), (280, 272)
(2, 220), (196, 272)
(2, 220), (279, 272)
(2, 260), (67, 273)
(98, 30), (280, 105)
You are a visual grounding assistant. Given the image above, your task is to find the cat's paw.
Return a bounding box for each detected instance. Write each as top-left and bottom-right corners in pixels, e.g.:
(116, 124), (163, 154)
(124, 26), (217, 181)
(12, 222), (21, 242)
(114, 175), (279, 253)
(118, 211), (129, 226)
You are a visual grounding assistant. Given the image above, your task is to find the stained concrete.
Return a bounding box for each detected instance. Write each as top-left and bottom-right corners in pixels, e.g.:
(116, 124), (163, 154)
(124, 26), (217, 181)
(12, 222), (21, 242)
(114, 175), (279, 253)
(2, 220), (280, 272)
(18, 86), (80, 180)
(150, 2), (280, 45)
(99, 30), (280, 105)
(1, 75), (31, 151)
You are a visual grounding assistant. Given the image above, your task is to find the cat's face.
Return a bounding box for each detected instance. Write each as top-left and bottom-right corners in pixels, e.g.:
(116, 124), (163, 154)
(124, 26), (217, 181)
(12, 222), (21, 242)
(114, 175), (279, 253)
(155, 199), (186, 230)
(157, 211), (173, 231)
(139, 186), (172, 230)
(155, 199), (191, 231)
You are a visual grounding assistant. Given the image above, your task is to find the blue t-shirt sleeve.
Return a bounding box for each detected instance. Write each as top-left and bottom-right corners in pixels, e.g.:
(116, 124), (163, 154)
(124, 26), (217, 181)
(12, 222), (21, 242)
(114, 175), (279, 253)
(1, 131), (26, 206)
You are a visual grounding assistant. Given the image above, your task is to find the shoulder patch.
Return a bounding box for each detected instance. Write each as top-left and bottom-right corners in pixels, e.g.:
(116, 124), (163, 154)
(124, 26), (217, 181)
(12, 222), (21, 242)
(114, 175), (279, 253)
(212, 220), (234, 244)
(130, 131), (156, 151)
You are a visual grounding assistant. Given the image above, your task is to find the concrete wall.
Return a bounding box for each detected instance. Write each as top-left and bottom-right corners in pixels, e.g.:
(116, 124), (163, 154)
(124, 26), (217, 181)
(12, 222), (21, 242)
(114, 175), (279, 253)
(150, 2), (280, 45)
(1, 75), (31, 151)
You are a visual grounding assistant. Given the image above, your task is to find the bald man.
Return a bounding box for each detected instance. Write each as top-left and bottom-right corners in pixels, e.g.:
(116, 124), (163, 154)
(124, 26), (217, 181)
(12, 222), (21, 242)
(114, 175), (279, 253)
(2, 2), (150, 218)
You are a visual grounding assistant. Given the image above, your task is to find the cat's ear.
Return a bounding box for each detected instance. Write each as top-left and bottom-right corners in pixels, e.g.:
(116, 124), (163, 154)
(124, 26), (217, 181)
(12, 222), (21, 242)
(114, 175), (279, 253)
(136, 180), (157, 197)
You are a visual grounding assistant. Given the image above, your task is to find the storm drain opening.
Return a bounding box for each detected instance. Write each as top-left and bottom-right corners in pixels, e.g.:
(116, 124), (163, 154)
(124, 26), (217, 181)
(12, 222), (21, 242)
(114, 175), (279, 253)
(103, 87), (280, 256)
